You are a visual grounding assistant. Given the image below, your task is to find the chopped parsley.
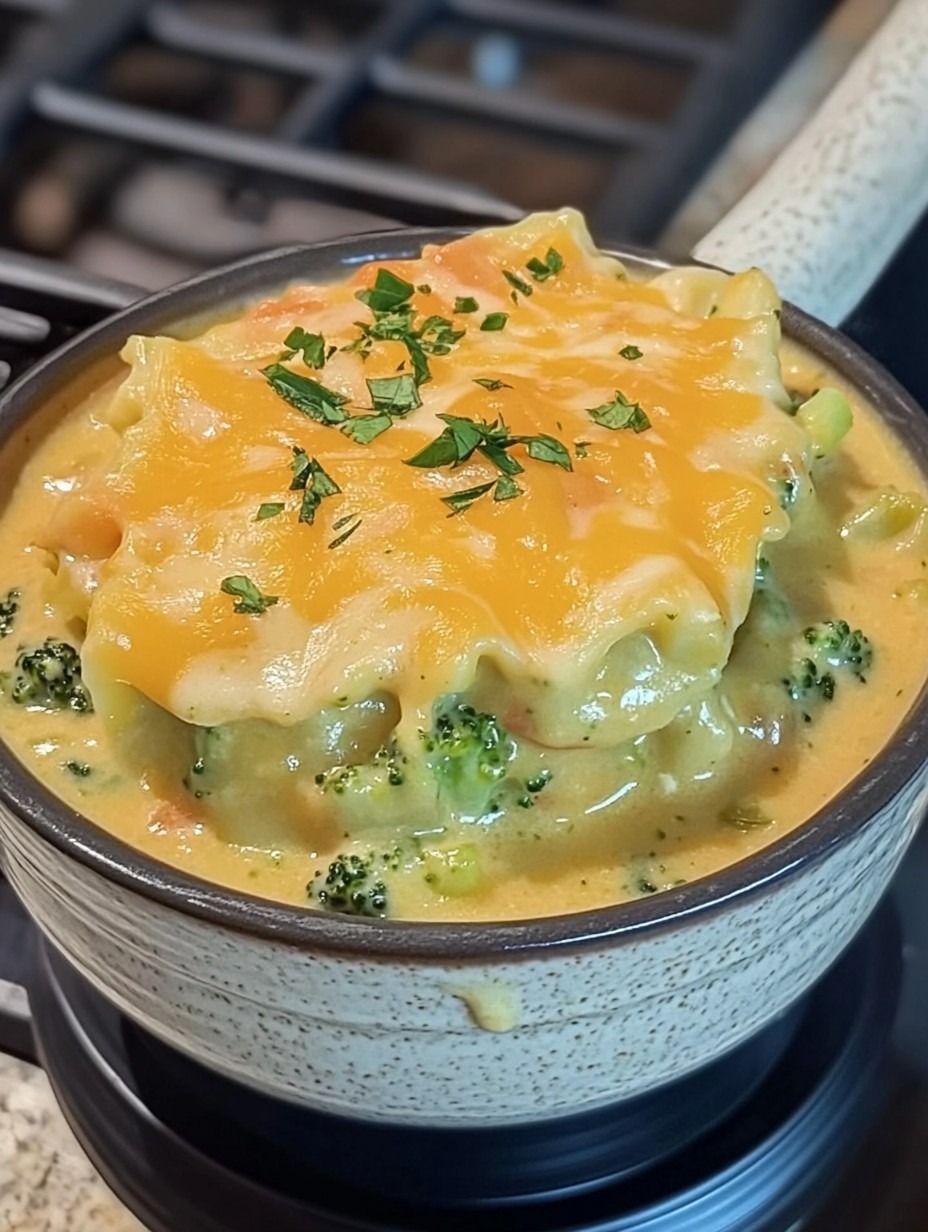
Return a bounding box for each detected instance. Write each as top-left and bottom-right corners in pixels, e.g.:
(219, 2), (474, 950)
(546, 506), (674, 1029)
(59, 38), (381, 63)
(407, 413), (571, 514)
(262, 364), (348, 425)
(350, 270), (465, 388)
(523, 436), (572, 469)
(289, 448), (341, 525)
(473, 378), (511, 391)
(503, 270), (533, 298)
(366, 374), (421, 416)
(454, 296), (479, 314)
(575, 440), (591, 459)
(587, 390), (651, 433)
(342, 413), (392, 445)
(328, 516), (363, 549)
(526, 248), (563, 282)
(406, 413), (572, 476)
(255, 502), (285, 521)
(0, 587), (20, 639)
(282, 327), (326, 369)
(355, 268), (416, 314)
(441, 481), (495, 516)
(220, 575), (279, 616)
(417, 315), (464, 356)
(619, 344), (643, 360)
(480, 312), (508, 332)
(493, 474), (522, 502)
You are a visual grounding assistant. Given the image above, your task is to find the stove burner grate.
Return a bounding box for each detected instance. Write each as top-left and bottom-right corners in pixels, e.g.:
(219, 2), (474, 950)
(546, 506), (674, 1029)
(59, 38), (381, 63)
(0, 0), (837, 282)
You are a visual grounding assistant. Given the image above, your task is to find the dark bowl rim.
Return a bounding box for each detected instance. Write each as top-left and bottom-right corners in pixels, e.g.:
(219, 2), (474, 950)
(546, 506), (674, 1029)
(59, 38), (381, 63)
(0, 224), (926, 961)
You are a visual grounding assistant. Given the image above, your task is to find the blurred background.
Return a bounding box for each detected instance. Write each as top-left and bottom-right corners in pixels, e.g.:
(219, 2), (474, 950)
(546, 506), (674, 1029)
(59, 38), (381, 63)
(0, 0), (922, 399)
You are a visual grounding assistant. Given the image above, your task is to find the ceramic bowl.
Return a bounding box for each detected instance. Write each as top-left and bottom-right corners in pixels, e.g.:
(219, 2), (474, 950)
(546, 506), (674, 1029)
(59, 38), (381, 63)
(1, 230), (927, 1127)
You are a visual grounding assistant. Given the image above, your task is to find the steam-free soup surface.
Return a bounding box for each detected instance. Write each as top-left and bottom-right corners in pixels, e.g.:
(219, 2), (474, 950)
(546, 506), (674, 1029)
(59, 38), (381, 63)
(1, 211), (926, 921)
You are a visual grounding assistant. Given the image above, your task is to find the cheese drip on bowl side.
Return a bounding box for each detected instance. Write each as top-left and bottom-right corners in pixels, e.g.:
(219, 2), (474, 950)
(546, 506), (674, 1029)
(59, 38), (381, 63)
(0, 208), (926, 922)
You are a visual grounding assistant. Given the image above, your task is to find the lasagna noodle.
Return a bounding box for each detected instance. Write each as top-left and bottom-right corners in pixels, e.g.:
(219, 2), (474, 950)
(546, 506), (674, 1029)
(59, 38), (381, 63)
(74, 213), (805, 757)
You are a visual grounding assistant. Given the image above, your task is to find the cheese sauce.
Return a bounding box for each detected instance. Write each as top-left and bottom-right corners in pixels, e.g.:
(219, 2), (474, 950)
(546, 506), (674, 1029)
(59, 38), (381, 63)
(0, 211), (926, 922)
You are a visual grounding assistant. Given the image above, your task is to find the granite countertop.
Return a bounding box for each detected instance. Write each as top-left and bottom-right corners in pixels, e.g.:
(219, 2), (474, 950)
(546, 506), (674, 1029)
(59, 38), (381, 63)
(0, 1053), (143, 1231)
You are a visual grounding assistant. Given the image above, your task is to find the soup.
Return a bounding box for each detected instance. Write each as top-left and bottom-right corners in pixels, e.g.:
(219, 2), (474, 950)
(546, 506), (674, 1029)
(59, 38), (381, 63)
(1, 209), (926, 921)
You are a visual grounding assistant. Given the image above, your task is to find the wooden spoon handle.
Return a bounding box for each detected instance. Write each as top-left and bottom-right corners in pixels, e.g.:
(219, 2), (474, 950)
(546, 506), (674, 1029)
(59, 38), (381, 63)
(692, 0), (928, 325)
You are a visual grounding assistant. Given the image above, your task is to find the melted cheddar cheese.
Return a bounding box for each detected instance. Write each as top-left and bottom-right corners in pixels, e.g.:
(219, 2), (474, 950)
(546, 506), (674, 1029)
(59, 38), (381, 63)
(1, 210), (926, 921)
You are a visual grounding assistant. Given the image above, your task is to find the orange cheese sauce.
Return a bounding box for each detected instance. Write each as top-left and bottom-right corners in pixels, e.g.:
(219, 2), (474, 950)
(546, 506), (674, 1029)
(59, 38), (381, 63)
(0, 210), (926, 921)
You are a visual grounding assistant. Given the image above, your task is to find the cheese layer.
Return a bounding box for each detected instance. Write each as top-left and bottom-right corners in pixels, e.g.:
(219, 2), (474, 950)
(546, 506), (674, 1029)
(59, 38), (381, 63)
(77, 210), (802, 751)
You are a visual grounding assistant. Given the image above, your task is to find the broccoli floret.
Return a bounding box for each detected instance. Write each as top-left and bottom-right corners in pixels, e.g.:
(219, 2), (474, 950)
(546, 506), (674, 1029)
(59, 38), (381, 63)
(0, 588), (20, 640)
(307, 848), (401, 918)
(8, 639), (93, 712)
(783, 620), (872, 704)
(313, 744), (406, 795)
(421, 698), (516, 813)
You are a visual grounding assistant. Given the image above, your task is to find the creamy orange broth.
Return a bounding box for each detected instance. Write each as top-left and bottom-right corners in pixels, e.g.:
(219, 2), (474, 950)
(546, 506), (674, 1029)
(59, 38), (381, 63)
(0, 210), (927, 921)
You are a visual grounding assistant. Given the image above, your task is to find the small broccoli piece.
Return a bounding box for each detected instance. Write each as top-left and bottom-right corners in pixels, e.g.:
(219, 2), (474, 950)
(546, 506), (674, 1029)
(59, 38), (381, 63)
(9, 639), (93, 712)
(0, 588), (20, 640)
(422, 698), (516, 813)
(314, 744), (406, 795)
(62, 759), (92, 777)
(307, 848), (401, 917)
(783, 620), (872, 704)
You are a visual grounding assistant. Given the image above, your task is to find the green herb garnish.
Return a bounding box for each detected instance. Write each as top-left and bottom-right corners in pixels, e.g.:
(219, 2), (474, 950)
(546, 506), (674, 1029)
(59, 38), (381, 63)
(575, 441), (591, 459)
(262, 364), (348, 425)
(350, 273), (465, 389)
(526, 248), (563, 282)
(406, 414), (572, 486)
(441, 481), (496, 516)
(282, 327), (326, 369)
(619, 344), (643, 360)
(503, 270), (533, 298)
(588, 390), (651, 433)
(221, 575), (279, 616)
(328, 516), (363, 549)
(355, 268), (416, 314)
(289, 448), (341, 525)
(521, 435), (572, 470)
(473, 378), (511, 391)
(366, 374), (422, 416)
(255, 502), (285, 521)
(493, 474), (522, 502)
(341, 413), (393, 445)
(454, 296), (479, 314)
(480, 312), (508, 332)
(417, 315), (465, 356)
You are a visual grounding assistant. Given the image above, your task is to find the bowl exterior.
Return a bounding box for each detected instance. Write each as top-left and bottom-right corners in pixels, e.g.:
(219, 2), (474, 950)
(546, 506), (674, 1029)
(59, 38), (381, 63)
(2, 761), (924, 1127)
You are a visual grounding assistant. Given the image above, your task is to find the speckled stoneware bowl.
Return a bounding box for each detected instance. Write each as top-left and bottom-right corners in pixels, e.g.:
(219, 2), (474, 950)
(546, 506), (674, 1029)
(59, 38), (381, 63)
(0, 222), (927, 1127)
